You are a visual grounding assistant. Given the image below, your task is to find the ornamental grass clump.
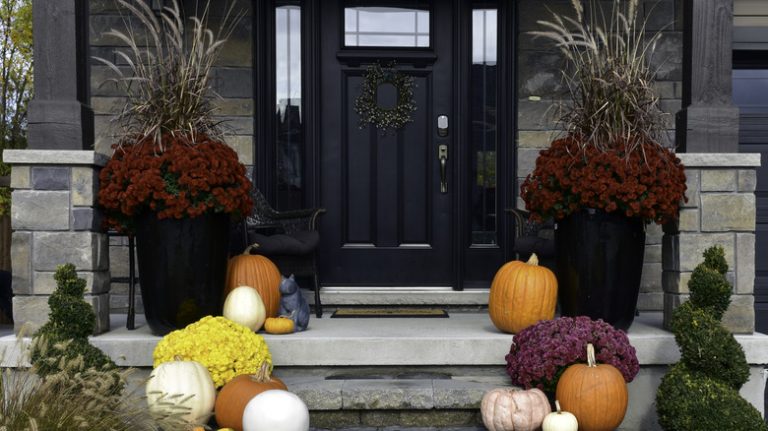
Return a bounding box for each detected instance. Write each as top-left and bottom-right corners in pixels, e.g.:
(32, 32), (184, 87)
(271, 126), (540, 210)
(521, 0), (686, 223)
(656, 246), (767, 431)
(505, 316), (639, 393)
(95, 0), (252, 232)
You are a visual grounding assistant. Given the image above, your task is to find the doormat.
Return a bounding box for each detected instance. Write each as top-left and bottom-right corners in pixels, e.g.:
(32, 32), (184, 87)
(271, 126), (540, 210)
(330, 308), (449, 318)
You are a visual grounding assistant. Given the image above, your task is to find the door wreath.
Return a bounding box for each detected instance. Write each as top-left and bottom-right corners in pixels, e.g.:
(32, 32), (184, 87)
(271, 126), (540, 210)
(354, 62), (416, 135)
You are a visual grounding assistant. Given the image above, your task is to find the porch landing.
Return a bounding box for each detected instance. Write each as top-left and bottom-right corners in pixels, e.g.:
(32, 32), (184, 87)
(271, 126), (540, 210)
(0, 312), (765, 430)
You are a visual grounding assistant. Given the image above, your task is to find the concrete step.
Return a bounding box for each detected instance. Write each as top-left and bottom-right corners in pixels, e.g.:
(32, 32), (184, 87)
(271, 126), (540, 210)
(1, 312), (766, 430)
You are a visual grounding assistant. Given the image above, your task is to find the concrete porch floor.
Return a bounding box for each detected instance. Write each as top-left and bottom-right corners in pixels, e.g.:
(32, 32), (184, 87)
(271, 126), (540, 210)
(0, 311), (765, 430)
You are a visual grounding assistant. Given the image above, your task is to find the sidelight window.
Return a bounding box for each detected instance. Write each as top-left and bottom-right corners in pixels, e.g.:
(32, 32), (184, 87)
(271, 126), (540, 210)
(470, 5), (498, 245)
(275, 3), (303, 210)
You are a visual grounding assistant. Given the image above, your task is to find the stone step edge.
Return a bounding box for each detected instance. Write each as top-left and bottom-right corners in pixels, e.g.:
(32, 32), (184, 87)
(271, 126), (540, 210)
(281, 375), (510, 411)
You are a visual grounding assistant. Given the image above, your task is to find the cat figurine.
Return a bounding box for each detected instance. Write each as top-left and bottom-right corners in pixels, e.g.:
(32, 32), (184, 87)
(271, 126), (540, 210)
(278, 274), (310, 331)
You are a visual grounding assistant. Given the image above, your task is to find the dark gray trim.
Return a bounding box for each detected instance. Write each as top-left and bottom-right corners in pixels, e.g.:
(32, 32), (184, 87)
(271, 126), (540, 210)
(677, 0), (739, 153)
(27, 0), (94, 150)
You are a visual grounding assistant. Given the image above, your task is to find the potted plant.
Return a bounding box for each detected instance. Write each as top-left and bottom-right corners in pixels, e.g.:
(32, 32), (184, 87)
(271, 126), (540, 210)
(505, 316), (639, 395)
(96, 0), (251, 334)
(521, 0), (687, 330)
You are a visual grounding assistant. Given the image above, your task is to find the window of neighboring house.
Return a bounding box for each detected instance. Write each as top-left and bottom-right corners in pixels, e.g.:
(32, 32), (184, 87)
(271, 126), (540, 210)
(275, 2), (303, 210)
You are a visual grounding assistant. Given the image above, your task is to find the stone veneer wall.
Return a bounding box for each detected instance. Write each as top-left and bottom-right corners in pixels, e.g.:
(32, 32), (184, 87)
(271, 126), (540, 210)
(663, 153), (761, 333)
(4, 150), (110, 334)
(89, 0), (253, 313)
(516, 0), (683, 311)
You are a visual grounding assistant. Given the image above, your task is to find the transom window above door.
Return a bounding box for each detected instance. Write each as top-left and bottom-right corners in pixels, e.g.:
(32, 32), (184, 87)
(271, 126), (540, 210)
(344, 1), (430, 47)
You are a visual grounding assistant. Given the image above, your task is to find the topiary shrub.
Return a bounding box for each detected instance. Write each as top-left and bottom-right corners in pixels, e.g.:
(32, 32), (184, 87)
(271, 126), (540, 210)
(670, 302), (748, 390)
(657, 363), (767, 431)
(30, 264), (117, 382)
(656, 246), (765, 431)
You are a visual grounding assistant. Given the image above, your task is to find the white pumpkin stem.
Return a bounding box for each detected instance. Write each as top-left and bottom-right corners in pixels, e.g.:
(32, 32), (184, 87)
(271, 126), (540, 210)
(555, 400), (563, 414)
(587, 343), (596, 367)
(527, 253), (539, 266)
(173, 355), (184, 362)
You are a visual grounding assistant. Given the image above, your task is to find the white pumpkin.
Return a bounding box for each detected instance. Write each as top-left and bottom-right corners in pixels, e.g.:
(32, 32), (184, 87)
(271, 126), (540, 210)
(542, 400), (579, 431)
(223, 285), (267, 331)
(242, 389), (310, 431)
(146, 358), (216, 425)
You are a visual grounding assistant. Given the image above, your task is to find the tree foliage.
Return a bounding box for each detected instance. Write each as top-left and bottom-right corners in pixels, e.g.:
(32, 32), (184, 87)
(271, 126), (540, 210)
(0, 0), (32, 215)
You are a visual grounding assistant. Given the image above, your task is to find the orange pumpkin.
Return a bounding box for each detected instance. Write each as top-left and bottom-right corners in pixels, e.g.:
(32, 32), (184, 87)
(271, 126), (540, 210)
(225, 246), (282, 317)
(488, 253), (557, 333)
(214, 362), (288, 431)
(264, 316), (296, 334)
(556, 343), (628, 431)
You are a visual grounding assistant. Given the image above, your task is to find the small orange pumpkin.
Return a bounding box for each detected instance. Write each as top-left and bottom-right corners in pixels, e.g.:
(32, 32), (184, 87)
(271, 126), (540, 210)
(214, 362), (288, 431)
(556, 343), (628, 431)
(488, 253), (557, 333)
(225, 245), (282, 317)
(264, 316), (296, 334)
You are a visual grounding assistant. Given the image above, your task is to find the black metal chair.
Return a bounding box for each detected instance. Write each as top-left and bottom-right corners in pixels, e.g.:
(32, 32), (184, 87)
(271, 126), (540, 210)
(240, 189), (326, 317)
(507, 208), (556, 271)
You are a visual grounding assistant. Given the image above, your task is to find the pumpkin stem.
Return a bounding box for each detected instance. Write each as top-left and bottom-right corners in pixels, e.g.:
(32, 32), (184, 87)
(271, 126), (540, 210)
(586, 343), (597, 367)
(555, 400), (562, 414)
(243, 243), (261, 255)
(526, 253), (539, 266)
(251, 361), (273, 383)
(173, 355), (183, 362)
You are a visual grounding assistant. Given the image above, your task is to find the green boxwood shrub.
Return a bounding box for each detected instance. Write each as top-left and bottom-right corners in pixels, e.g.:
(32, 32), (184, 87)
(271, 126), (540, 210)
(657, 364), (767, 431)
(670, 302), (749, 389)
(30, 264), (117, 380)
(688, 265), (731, 321)
(656, 246), (760, 430)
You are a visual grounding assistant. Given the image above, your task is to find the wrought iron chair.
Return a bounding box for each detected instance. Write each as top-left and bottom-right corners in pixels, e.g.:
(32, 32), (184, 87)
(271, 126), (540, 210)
(240, 189), (326, 317)
(506, 208), (556, 271)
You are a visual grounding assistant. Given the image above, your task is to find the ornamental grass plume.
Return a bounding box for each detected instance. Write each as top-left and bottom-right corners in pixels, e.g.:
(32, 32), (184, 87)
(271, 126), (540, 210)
(505, 316), (639, 393)
(93, 0), (243, 149)
(0, 332), (190, 430)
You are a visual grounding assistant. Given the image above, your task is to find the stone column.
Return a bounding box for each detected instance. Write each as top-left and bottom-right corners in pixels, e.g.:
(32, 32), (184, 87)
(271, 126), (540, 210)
(676, 0), (739, 152)
(663, 153), (760, 333)
(4, 150), (109, 334)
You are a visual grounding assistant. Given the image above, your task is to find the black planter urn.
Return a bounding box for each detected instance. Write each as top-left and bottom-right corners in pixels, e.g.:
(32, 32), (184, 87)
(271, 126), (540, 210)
(555, 209), (645, 331)
(135, 212), (230, 335)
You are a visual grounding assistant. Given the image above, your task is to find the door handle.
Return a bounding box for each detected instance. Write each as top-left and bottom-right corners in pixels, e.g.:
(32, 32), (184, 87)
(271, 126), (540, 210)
(438, 144), (448, 193)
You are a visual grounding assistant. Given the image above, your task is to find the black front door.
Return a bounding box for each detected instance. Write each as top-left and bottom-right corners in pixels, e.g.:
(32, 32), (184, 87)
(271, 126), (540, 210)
(318, 1), (454, 285)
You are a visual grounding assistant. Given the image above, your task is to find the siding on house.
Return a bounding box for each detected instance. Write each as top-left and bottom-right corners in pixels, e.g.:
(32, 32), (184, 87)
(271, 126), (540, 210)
(734, 0), (768, 50)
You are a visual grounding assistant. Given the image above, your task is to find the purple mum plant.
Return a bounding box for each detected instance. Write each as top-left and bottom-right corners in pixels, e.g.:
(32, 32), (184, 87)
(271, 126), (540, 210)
(505, 316), (639, 393)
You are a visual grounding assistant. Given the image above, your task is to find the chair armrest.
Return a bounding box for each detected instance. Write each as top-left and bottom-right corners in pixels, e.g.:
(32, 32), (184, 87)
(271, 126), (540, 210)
(505, 208), (530, 239)
(272, 208), (327, 232)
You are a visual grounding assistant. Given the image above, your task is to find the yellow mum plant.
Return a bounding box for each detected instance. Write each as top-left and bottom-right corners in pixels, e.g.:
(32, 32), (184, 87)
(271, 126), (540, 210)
(153, 316), (273, 388)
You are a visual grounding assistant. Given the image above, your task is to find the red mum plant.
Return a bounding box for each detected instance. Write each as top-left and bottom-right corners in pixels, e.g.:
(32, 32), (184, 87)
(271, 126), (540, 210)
(521, 135), (687, 224)
(99, 134), (252, 233)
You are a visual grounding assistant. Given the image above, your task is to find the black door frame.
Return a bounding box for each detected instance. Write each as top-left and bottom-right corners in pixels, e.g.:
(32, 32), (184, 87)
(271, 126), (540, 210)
(252, 0), (517, 289)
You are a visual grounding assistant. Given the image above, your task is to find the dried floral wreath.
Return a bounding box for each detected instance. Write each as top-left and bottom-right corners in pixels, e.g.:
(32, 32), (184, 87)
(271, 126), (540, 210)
(354, 62), (416, 135)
